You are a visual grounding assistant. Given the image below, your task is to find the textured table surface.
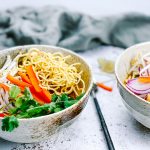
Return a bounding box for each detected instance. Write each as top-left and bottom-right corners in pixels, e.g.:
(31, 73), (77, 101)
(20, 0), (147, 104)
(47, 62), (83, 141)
(1, 46), (150, 150)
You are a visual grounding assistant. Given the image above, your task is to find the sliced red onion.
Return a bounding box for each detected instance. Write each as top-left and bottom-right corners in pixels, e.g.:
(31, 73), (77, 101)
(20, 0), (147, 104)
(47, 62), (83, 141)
(140, 63), (150, 77)
(138, 94), (147, 99)
(127, 78), (150, 94)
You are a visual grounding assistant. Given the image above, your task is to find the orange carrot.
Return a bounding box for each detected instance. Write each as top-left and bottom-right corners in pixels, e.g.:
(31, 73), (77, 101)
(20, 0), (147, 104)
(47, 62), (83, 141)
(0, 83), (9, 91)
(41, 89), (51, 103)
(32, 93), (45, 105)
(20, 86), (51, 104)
(26, 65), (42, 92)
(18, 72), (31, 84)
(30, 87), (46, 104)
(7, 74), (31, 88)
(30, 87), (51, 103)
(96, 82), (113, 92)
(138, 77), (150, 83)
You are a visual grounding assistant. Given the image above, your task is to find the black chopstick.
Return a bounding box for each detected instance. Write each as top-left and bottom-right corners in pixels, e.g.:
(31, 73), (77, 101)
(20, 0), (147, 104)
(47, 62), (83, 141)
(91, 87), (115, 150)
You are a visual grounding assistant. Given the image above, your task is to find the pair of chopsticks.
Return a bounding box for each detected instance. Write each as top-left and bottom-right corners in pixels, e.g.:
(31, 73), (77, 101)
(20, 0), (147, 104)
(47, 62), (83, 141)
(91, 84), (115, 150)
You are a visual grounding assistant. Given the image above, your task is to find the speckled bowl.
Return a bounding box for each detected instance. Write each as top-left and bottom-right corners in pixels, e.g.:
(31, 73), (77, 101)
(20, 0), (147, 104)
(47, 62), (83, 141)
(0, 45), (93, 143)
(115, 42), (150, 128)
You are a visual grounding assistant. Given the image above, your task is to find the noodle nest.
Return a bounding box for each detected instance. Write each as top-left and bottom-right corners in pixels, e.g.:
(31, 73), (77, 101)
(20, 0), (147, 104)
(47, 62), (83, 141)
(17, 48), (85, 97)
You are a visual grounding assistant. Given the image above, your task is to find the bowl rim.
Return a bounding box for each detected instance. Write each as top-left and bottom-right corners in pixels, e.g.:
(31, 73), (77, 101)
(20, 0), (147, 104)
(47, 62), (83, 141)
(115, 41), (150, 105)
(0, 45), (93, 121)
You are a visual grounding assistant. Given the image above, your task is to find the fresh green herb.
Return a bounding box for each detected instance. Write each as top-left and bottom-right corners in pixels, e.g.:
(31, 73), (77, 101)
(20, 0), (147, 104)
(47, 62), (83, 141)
(24, 87), (33, 100)
(27, 102), (56, 117)
(52, 94), (58, 102)
(1, 86), (84, 132)
(19, 100), (39, 112)
(64, 100), (78, 108)
(9, 86), (20, 99)
(15, 97), (23, 108)
(16, 102), (56, 118)
(61, 93), (69, 101)
(54, 107), (63, 113)
(2, 116), (19, 132)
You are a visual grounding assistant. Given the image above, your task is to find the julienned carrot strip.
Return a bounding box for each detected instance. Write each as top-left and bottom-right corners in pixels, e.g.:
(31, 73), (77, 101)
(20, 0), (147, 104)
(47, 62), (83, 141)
(20, 86), (51, 104)
(32, 93), (45, 105)
(26, 65), (42, 92)
(41, 89), (51, 103)
(18, 72), (31, 84)
(30, 87), (47, 104)
(0, 83), (9, 91)
(7, 74), (31, 88)
(96, 82), (113, 92)
(138, 77), (150, 83)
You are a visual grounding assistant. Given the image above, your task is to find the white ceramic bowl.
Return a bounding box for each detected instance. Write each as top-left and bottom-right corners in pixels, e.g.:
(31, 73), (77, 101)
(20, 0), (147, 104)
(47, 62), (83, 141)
(115, 42), (150, 128)
(0, 45), (93, 143)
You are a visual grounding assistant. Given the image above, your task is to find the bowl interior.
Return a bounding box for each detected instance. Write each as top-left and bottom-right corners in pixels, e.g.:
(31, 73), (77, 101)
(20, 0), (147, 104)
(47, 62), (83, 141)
(115, 42), (150, 85)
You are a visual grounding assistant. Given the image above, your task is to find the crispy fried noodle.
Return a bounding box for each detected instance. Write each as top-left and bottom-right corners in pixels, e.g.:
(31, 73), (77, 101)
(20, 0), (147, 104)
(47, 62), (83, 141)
(17, 48), (85, 97)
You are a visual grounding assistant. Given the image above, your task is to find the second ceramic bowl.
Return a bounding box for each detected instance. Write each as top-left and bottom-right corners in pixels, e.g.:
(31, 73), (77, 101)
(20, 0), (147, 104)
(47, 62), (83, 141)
(115, 42), (150, 128)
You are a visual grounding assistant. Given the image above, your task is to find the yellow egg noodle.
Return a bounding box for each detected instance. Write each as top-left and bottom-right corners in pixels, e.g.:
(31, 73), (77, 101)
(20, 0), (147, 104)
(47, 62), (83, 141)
(16, 48), (85, 97)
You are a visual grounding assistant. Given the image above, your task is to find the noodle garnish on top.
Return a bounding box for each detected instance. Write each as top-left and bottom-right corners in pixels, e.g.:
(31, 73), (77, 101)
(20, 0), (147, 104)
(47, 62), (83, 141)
(17, 48), (85, 97)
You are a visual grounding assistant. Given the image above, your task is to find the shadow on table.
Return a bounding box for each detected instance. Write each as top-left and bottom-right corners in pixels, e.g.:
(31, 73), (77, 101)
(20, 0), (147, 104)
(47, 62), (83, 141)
(132, 119), (150, 134)
(0, 138), (17, 150)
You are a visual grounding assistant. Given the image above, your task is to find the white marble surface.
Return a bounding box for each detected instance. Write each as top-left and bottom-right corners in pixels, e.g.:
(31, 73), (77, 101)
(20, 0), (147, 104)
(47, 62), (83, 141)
(1, 46), (150, 150)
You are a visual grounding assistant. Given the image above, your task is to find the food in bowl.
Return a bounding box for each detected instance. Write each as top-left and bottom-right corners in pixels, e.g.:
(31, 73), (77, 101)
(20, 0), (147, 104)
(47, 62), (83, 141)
(115, 42), (150, 129)
(125, 52), (150, 101)
(0, 48), (85, 132)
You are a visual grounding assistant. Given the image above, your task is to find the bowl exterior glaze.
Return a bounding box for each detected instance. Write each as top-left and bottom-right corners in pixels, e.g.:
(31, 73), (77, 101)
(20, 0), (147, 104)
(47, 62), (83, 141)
(115, 42), (150, 128)
(0, 45), (93, 143)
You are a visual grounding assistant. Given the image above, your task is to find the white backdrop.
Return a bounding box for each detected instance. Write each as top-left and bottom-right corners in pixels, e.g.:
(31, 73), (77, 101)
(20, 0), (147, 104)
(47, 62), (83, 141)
(0, 0), (149, 17)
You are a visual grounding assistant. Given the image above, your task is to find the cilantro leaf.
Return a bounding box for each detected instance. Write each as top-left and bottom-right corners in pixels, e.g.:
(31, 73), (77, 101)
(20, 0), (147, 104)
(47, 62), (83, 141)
(47, 102), (56, 112)
(54, 107), (63, 113)
(27, 105), (50, 117)
(19, 100), (39, 112)
(64, 93), (84, 108)
(25, 102), (56, 117)
(24, 87), (33, 100)
(15, 97), (23, 108)
(16, 112), (30, 119)
(2, 116), (19, 132)
(61, 93), (68, 101)
(64, 100), (78, 108)
(9, 86), (21, 99)
(52, 94), (58, 102)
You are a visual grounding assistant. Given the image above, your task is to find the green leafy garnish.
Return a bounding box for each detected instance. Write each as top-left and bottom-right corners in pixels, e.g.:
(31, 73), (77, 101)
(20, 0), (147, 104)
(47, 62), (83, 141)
(24, 87), (33, 100)
(15, 97), (23, 108)
(54, 107), (63, 113)
(61, 93), (69, 101)
(2, 116), (19, 132)
(52, 94), (58, 102)
(1, 85), (84, 132)
(27, 102), (56, 117)
(9, 86), (20, 99)
(64, 100), (78, 108)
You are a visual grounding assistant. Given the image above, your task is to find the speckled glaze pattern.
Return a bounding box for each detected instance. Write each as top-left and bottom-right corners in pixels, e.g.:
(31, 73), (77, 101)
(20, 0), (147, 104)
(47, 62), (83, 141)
(115, 42), (150, 129)
(0, 45), (93, 143)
